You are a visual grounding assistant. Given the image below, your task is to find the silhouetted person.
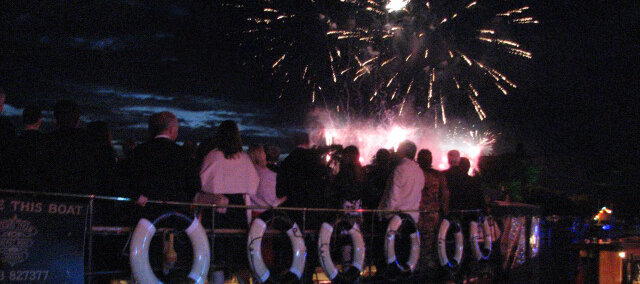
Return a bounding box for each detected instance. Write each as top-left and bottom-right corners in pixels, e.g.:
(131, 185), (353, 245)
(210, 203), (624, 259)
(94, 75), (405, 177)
(41, 100), (96, 194)
(459, 157), (470, 175)
(446, 149), (461, 170)
(444, 149), (463, 206)
(417, 150), (450, 214)
(6, 106), (44, 189)
(87, 121), (117, 163)
(123, 111), (200, 217)
(416, 149), (449, 274)
(86, 121), (120, 195)
(122, 137), (138, 158)
(276, 131), (330, 225)
(276, 131), (329, 282)
(449, 157), (485, 211)
(86, 121), (128, 226)
(364, 148), (393, 209)
(333, 145), (365, 218)
(331, 145), (366, 264)
(476, 155), (505, 202)
(364, 148), (394, 272)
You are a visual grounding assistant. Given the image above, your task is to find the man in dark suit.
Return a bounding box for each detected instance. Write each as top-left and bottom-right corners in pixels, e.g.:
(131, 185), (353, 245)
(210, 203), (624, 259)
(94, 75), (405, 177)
(276, 132), (330, 224)
(446, 152), (484, 211)
(455, 157), (485, 211)
(123, 111), (200, 215)
(9, 106), (44, 189)
(276, 132), (330, 282)
(120, 111), (200, 280)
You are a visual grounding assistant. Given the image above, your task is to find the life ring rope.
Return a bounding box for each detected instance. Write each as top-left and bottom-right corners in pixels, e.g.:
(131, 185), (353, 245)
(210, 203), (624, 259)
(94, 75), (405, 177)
(384, 214), (421, 274)
(247, 212), (307, 283)
(318, 219), (366, 281)
(438, 218), (464, 269)
(470, 218), (493, 261)
(130, 217), (210, 284)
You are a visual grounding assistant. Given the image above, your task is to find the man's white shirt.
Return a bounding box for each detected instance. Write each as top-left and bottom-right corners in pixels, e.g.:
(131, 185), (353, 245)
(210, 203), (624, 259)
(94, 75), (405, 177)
(379, 157), (426, 223)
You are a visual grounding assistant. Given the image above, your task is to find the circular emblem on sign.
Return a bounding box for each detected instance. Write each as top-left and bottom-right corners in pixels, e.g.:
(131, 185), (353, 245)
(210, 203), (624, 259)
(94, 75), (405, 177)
(0, 215), (38, 267)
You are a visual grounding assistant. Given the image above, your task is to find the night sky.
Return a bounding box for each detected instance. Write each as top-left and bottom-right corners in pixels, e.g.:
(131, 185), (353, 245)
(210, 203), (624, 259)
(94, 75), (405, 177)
(1, 0), (638, 190)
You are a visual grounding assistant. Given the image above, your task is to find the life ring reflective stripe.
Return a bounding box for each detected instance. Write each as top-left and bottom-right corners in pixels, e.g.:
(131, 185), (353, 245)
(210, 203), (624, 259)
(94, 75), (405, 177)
(318, 221), (366, 281)
(469, 219), (492, 261)
(438, 219), (463, 268)
(130, 218), (210, 284)
(529, 216), (541, 258)
(247, 217), (307, 283)
(384, 214), (420, 273)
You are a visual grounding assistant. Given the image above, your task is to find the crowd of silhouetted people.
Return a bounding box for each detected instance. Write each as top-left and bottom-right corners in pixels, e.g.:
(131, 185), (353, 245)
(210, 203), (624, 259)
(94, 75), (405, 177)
(1, 94), (499, 283)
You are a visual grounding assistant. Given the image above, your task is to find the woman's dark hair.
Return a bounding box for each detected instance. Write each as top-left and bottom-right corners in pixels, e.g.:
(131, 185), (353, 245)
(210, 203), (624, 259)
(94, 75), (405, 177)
(342, 145), (360, 165)
(373, 148), (391, 165)
(340, 145), (364, 183)
(216, 120), (243, 159)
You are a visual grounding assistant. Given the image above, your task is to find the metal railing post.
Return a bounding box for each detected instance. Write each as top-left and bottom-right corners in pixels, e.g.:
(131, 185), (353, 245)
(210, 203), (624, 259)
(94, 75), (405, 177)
(369, 211), (375, 278)
(210, 208), (216, 267)
(87, 197), (94, 284)
(302, 208), (307, 233)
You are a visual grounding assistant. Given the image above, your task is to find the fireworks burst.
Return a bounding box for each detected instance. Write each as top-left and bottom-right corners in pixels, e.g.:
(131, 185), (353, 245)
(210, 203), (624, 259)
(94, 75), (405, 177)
(233, 0), (537, 124)
(308, 108), (495, 174)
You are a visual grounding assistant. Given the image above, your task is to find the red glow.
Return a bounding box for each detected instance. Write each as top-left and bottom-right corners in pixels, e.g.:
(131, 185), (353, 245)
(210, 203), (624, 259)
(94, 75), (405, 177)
(315, 119), (493, 174)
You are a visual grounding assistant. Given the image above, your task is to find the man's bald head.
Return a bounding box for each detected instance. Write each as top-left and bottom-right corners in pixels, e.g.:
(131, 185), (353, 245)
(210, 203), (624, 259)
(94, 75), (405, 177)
(447, 150), (460, 168)
(397, 140), (418, 160)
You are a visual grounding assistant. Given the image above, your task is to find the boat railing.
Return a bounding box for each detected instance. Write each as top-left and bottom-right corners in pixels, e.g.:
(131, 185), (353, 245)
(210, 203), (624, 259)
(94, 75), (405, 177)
(0, 188), (544, 283)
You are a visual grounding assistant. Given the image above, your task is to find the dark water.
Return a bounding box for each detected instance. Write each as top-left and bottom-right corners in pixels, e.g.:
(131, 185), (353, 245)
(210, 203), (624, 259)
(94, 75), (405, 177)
(1, 38), (295, 148)
(1, 1), (304, 148)
(2, 79), (289, 146)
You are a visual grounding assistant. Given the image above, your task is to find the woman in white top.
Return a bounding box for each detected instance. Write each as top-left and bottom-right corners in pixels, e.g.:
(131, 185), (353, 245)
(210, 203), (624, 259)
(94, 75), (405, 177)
(198, 120), (258, 284)
(247, 144), (285, 216)
(200, 123), (259, 197)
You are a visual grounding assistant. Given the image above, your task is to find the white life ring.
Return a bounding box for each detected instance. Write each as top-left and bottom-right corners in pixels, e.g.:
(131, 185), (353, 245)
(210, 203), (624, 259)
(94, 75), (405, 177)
(529, 216), (541, 258)
(384, 214), (420, 274)
(469, 218), (492, 261)
(318, 220), (365, 282)
(130, 218), (210, 284)
(437, 219), (463, 268)
(247, 214), (306, 283)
